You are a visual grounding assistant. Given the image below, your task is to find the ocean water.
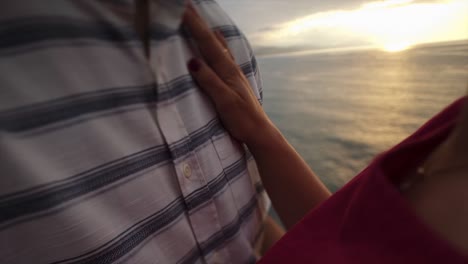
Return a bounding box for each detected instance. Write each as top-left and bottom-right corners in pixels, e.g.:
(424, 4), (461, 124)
(258, 42), (468, 192)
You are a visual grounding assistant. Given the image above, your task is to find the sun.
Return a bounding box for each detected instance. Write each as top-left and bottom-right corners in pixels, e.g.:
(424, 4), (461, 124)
(255, 0), (468, 53)
(382, 42), (412, 52)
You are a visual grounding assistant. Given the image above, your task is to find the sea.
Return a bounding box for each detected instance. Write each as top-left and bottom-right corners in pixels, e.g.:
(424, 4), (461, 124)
(257, 41), (468, 192)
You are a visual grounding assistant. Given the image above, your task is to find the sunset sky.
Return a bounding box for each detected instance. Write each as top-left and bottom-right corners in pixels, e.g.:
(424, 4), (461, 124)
(217, 0), (468, 52)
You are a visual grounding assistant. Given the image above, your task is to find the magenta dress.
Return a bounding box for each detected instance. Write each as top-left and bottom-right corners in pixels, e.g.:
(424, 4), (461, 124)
(260, 97), (467, 264)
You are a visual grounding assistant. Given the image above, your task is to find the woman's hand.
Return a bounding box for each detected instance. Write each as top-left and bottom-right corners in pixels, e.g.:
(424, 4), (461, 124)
(183, 5), (277, 148)
(183, 4), (331, 229)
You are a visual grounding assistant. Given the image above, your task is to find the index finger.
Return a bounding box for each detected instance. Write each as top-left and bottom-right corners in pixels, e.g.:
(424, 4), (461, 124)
(182, 5), (239, 77)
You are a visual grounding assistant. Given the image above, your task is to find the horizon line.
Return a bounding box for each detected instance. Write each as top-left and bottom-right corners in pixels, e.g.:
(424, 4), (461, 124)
(254, 38), (468, 58)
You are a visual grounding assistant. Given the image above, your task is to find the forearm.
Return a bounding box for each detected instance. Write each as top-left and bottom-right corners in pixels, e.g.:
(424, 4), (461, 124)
(260, 216), (285, 255)
(249, 126), (331, 229)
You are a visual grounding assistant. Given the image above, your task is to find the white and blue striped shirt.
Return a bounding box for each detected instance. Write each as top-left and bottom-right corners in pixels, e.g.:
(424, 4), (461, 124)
(0, 0), (269, 263)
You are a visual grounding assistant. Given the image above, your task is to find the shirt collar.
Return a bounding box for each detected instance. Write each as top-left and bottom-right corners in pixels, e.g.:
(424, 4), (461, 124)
(150, 0), (187, 35)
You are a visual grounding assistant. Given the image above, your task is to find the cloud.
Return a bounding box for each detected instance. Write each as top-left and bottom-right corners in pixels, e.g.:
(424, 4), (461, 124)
(249, 0), (468, 51)
(257, 25), (278, 33)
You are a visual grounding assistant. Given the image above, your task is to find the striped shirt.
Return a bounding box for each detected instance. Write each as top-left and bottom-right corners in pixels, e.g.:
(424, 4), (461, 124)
(0, 1), (270, 263)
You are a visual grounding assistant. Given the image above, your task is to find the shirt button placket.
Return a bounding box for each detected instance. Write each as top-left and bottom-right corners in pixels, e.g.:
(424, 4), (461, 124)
(183, 163), (192, 179)
(151, 45), (228, 263)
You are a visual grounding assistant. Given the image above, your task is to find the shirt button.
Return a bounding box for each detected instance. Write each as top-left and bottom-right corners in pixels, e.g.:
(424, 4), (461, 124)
(212, 252), (221, 264)
(183, 163), (192, 178)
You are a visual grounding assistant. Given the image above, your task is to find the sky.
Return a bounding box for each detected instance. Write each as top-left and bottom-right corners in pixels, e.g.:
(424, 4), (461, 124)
(217, 0), (468, 53)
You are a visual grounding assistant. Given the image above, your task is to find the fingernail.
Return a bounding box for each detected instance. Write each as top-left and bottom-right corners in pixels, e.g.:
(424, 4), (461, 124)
(188, 58), (201, 72)
(187, 2), (195, 11)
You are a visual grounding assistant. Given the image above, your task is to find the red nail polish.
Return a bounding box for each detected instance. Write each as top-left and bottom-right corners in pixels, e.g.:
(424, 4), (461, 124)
(188, 58), (201, 72)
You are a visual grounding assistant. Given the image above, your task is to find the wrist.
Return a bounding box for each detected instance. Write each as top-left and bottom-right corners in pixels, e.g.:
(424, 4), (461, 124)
(245, 122), (285, 154)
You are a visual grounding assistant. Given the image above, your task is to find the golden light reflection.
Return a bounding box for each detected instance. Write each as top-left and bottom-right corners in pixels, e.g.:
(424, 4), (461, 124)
(254, 0), (468, 52)
(382, 42), (412, 52)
